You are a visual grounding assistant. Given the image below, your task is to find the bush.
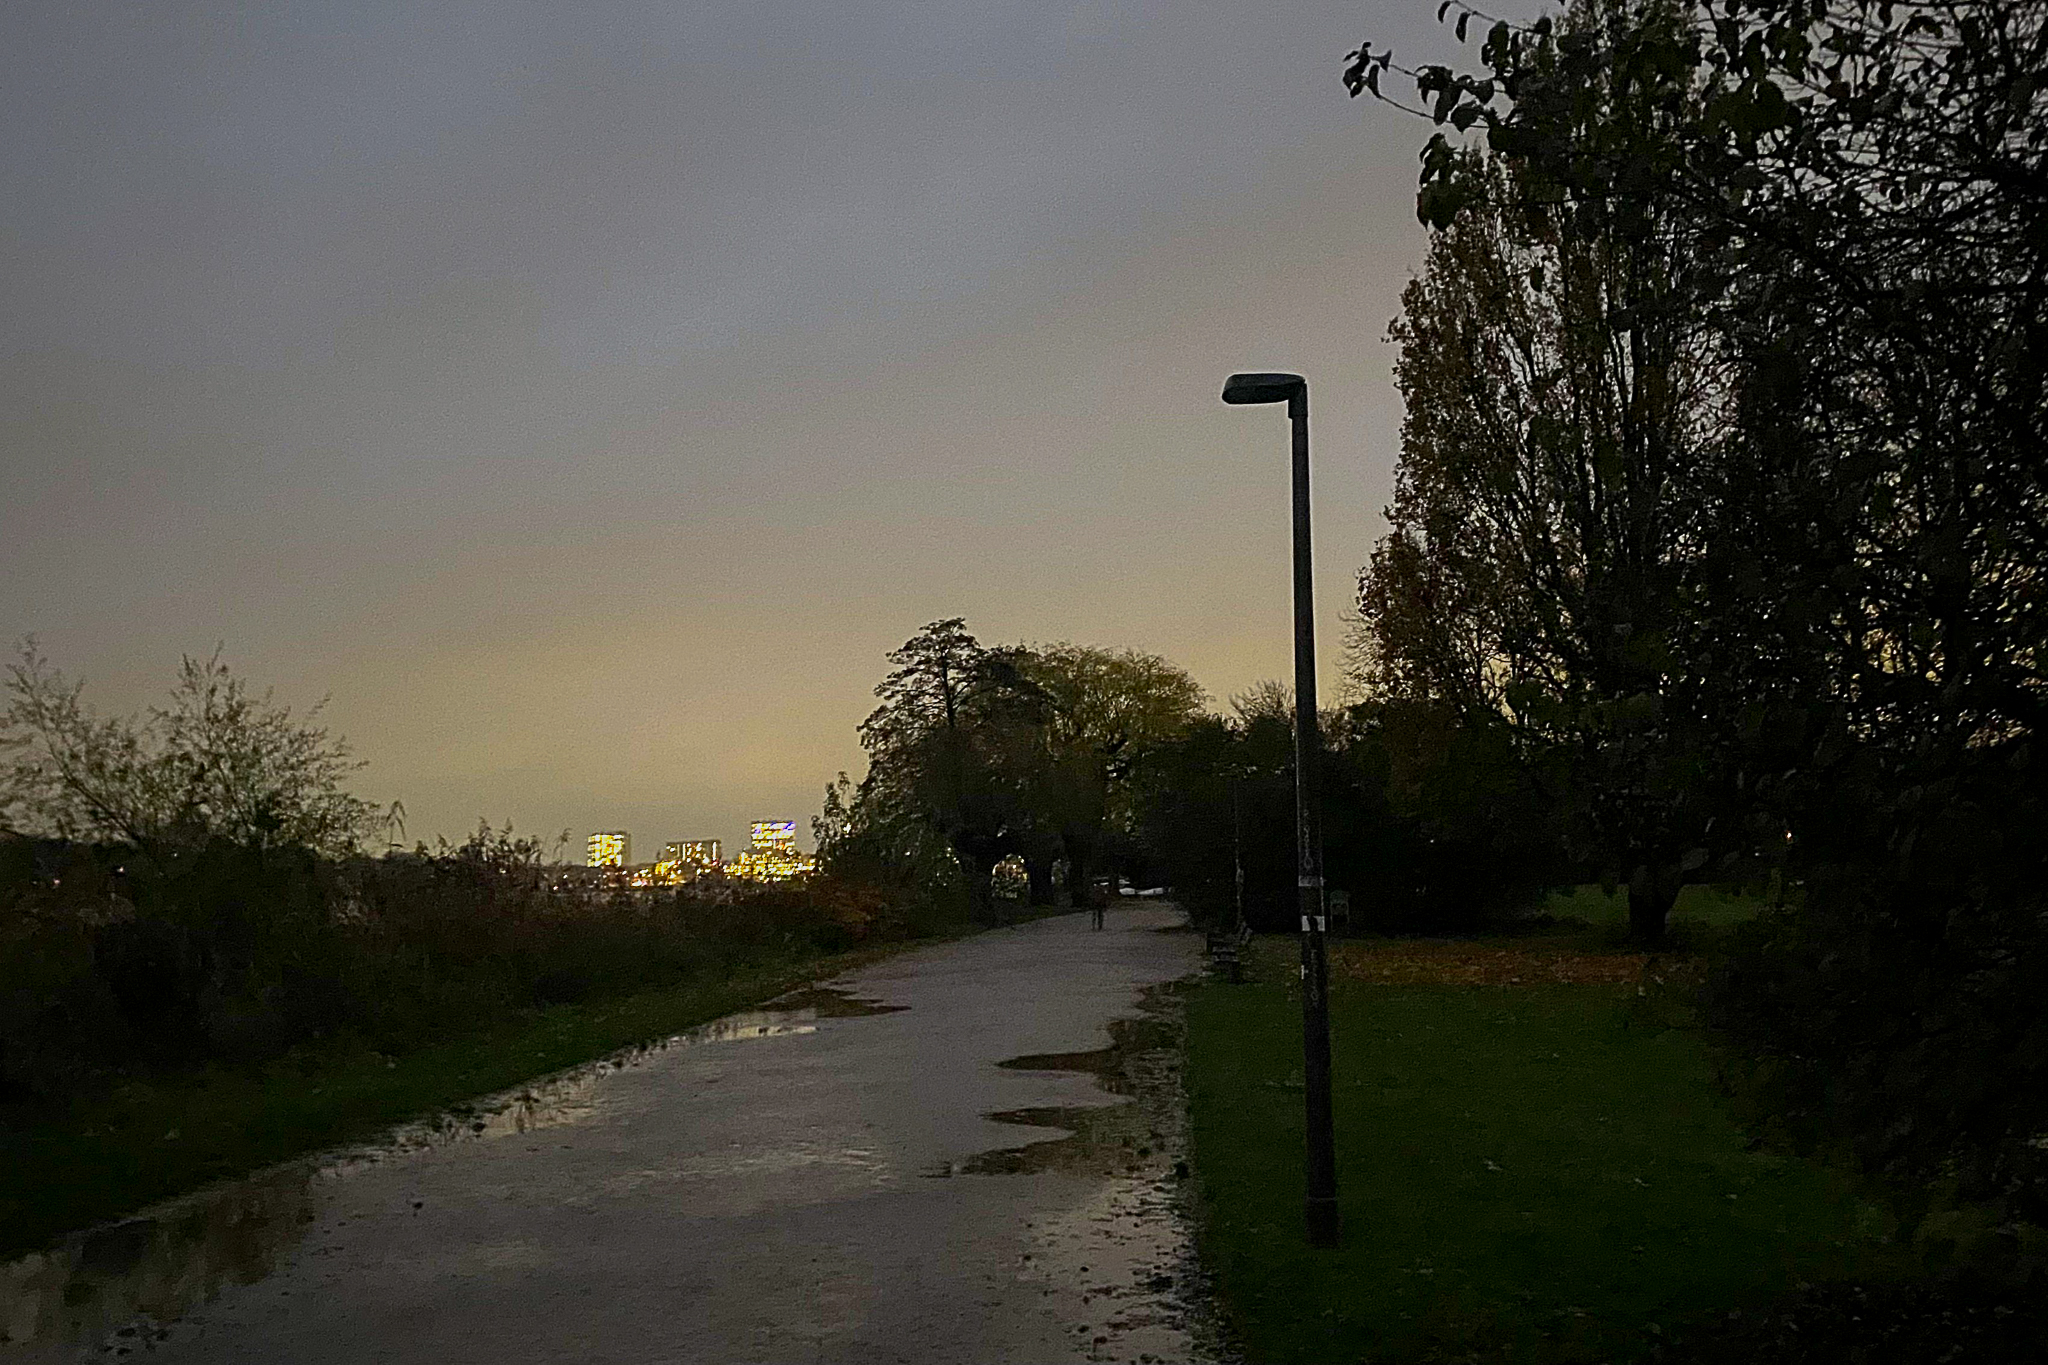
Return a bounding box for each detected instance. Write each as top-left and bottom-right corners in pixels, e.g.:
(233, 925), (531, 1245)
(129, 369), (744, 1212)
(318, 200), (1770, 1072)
(0, 828), (923, 1111)
(1701, 747), (2048, 1268)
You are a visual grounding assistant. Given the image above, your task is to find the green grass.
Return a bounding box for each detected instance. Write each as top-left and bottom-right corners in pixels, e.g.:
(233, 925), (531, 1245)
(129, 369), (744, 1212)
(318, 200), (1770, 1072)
(1186, 937), (1905, 1364)
(0, 939), (929, 1257)
(1541, 882), (1769, 930)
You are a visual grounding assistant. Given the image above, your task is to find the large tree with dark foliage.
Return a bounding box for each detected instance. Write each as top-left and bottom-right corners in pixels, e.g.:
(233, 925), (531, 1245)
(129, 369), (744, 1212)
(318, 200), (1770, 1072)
(836, 624), (1205, 918)
(1012, 643), (1206, 908)
(1351, 0), (2048, 1242)
(852, 619), (1050, 921)
(1350, 0), (1732, 944)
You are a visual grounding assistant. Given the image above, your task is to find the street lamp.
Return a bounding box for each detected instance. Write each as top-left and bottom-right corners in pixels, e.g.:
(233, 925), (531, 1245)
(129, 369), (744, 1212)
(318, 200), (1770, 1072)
(1220, 370), (1339, 1249)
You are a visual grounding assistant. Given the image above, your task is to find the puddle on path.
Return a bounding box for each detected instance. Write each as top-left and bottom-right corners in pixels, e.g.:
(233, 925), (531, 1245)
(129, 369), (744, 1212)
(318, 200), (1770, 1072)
(0, 1166), (317, 1361)
(927, 984), (1237, 1363)
(0, 984), (902, 1359)
(327, 985), (903, 1175)
(758, 985), (908, 1020)
(931, 1011), (1179, 1180)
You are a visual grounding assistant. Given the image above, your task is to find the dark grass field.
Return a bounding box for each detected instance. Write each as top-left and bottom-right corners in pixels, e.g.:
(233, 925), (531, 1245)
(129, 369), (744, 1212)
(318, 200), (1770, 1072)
(1184, 920), (1915, 1364)
(1539, 883), (1772, 933)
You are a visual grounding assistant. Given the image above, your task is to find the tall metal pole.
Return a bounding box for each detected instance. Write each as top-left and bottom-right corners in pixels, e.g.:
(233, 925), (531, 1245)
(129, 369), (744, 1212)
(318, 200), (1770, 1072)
(1289, 383), (1340, 1249)
(1221, 369), (1339, 1249)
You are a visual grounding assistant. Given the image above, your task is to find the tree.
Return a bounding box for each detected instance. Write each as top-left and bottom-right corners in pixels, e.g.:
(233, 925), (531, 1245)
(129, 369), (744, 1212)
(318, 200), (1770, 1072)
(854, 620), (1049, 920)
(1130, 687), (1301, 931)
(1132, 680), (1565, 934)
(1349, 0), (1732, 942)
(1, 640), (396, 858)
(1343, 696), (1572, 931)
(1011, 643), (1206, 906)
(1352, 0), (2048, 824)
(843, 627), (1206, 918)
(1353, 0), (2048, 1235)
(812, 767), (967, 926)
(1680, 0), (2048, 1242)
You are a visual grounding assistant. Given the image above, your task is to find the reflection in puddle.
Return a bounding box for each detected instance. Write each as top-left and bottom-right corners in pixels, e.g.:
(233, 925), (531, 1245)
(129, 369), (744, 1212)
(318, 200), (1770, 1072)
(927, 983), (1230, 1364)
(757, 986), (907, 1020)
(327, 986), (900, 1176)
(1, 1166), (316, 1358)
(928, 1008), (1179, 1179)
(0, 985), (901, 1357)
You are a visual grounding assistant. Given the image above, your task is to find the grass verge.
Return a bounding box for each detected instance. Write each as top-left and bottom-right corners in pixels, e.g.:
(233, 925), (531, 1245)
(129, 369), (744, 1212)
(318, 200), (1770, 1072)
(1186, 934), (1909, 1364)
(1539, 882), (1768, 932)
(1, 935), (944, 1258)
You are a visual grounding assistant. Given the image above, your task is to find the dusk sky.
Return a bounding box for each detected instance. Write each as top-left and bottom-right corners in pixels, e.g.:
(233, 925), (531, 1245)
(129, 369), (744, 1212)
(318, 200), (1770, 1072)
(3, 1), (1491, 857)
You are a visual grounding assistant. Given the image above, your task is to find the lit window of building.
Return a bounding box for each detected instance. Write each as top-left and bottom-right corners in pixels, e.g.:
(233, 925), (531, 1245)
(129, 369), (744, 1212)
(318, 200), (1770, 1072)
(586, 831), (630, 868)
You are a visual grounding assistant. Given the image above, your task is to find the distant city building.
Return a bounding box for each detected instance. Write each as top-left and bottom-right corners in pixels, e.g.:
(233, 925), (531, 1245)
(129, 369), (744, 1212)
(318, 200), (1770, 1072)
(649, 838), (722, 885)
(663, 839), (721, 869)
(726, 820), (815, 882)
(586, 831), (630, 868)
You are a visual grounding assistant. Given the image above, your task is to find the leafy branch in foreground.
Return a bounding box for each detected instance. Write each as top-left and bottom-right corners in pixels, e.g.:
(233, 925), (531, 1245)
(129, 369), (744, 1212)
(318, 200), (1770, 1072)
(0, 640), (398, 857)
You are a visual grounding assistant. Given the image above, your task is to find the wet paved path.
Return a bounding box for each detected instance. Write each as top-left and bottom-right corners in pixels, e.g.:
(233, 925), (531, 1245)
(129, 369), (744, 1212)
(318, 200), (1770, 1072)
(5, 907), (1214, 1364)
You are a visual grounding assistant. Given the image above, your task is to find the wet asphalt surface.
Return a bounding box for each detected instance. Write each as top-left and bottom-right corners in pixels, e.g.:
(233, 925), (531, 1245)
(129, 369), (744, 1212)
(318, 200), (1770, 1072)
(3, 906), (1220, 1364)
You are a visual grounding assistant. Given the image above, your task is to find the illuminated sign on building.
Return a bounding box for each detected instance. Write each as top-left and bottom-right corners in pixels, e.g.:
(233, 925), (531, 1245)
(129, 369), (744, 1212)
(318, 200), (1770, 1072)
(752, 822), (797, 852)
(586, 831), (630, 868)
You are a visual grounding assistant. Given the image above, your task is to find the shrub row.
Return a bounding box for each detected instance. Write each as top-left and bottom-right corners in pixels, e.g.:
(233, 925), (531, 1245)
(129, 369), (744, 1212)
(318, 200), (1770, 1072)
(0, 829), (919, 1108)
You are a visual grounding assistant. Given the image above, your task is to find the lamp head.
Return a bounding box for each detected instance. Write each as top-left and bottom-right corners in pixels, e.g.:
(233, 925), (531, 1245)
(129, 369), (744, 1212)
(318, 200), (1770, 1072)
(1221, 372), (1305, 405)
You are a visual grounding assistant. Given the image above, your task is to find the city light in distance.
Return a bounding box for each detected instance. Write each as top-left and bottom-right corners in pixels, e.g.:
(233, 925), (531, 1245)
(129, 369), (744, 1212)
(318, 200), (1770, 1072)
(586, 823), (814, 884)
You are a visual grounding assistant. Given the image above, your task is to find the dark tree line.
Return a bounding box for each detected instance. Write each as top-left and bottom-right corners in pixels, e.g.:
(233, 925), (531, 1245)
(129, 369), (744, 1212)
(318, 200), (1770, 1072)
(1133, 687), (1566, 934)
(1348, 0), (2048, 1249)
(817, 620), (1207, 920)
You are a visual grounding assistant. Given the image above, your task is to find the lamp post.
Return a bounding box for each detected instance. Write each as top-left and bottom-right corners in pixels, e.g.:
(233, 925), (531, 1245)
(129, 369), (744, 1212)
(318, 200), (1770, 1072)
(1221, 370), (1339, 1249)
